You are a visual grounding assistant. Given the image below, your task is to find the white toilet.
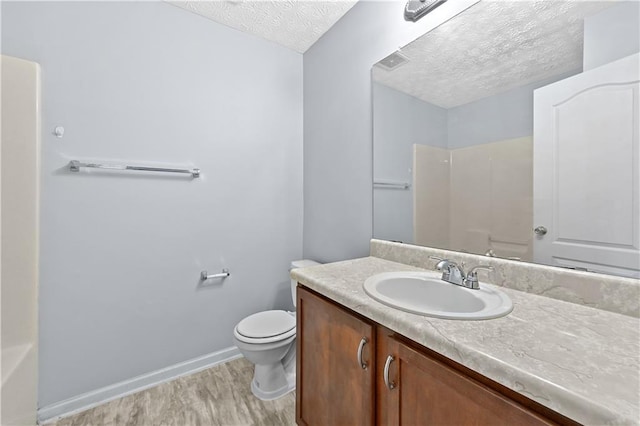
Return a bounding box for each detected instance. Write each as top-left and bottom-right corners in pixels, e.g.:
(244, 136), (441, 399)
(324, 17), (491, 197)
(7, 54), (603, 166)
(233, 259), (319, 401)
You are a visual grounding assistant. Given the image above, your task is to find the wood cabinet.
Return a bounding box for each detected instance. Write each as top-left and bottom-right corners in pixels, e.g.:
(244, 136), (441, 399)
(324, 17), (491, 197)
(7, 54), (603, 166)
(376, 328), (558, 425)
(297, 286), (579, 426)
(296, 286), (375, 426)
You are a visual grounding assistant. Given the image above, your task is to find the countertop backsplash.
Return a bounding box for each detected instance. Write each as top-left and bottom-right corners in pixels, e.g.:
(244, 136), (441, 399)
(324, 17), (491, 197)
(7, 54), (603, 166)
(370, 239), (640, 318)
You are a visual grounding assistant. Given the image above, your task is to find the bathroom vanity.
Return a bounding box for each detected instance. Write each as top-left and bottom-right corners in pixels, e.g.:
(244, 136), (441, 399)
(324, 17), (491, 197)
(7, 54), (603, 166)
(296, 286), (571, 425)
(292, 241), (640, 425)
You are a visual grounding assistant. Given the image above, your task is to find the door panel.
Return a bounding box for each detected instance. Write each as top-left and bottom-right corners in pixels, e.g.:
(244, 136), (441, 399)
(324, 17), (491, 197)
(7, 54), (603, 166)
(534, 53), (639, 277)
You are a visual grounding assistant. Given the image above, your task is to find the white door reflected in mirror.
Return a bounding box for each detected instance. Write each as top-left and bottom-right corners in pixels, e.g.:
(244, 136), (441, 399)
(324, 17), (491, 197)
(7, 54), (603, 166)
(533, 53), (639, 278)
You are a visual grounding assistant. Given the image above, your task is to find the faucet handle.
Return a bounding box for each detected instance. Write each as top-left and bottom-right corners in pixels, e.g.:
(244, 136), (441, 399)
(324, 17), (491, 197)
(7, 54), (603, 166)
(430, 256), (457, 267)
(464, 265), (494, 289)
(429, 255), (447, 270)
(467, 265), (494, 276)
(430, 256), (456, 271)
(429, 256), (453, 280)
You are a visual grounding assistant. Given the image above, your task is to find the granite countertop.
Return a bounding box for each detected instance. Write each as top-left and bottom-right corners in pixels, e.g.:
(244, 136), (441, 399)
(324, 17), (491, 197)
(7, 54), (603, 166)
(291, 256), (640, 426)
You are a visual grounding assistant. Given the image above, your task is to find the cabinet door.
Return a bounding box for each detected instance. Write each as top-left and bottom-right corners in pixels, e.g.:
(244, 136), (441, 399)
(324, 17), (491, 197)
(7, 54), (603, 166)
(296, 286), (375, 426)
(378, 333), (554, 426)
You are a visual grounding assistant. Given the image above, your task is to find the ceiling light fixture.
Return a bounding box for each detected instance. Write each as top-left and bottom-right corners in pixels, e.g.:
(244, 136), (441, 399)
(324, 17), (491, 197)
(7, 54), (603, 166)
(405, 0), (447, 22)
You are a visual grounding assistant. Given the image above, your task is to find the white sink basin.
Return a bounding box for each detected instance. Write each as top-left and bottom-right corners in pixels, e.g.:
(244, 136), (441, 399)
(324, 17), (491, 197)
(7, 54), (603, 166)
(363, 271), (513, 320)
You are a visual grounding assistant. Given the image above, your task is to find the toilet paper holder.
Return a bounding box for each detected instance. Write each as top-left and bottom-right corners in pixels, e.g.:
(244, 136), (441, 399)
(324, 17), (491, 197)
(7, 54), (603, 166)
(200, 268), (230, 281)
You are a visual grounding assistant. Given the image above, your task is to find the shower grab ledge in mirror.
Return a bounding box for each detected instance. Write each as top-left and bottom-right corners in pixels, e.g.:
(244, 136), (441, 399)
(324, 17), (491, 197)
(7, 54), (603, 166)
(69, 160), (200, 178)
(374, 180), (411, 190)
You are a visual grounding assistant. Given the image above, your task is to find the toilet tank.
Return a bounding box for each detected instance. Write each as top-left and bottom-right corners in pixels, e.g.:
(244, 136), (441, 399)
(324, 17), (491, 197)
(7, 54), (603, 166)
(290, 259), (320, 307)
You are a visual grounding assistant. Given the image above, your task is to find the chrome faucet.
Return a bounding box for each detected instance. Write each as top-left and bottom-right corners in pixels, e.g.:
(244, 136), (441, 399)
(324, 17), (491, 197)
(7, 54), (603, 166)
(431, 257), (466, 285)
(429, 256), (493, 290)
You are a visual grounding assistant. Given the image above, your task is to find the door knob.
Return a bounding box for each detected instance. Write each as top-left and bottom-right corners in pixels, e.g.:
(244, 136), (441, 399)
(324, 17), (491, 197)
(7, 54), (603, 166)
(534, 226), (548, 236)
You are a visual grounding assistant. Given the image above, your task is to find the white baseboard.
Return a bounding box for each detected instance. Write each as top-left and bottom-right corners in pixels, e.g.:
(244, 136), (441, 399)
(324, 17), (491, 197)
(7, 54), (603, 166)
(38, 346), (242, 424)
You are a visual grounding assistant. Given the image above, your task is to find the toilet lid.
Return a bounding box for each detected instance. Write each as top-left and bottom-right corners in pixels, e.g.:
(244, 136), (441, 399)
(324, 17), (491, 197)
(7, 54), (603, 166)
(236, 310), (296, 339)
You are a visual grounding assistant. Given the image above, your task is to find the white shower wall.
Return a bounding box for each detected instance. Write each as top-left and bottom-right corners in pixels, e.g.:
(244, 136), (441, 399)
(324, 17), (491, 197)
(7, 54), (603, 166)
(1, 54), (40, 426)
(413, 138), (533, 261)
(448, 137), (533, 260)
(1, 1), (303, 410)
(413, 144), (449, 248)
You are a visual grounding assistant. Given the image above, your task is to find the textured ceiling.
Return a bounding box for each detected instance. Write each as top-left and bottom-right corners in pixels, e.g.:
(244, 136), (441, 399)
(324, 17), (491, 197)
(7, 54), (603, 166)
(168, 0), (358, 53)
(373, 1), (615, 109)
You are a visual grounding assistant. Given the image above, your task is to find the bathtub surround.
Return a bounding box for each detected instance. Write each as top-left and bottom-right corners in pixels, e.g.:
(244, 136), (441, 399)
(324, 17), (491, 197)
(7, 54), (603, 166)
(2, 0), (303, 414)
(1, 55), (40, 426)
(412, 145), (449, 247)
(447, 137), (533, 261)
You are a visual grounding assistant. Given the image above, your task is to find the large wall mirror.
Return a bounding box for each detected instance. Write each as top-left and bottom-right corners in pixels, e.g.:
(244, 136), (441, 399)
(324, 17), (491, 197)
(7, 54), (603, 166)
(372, 0), (640, 278)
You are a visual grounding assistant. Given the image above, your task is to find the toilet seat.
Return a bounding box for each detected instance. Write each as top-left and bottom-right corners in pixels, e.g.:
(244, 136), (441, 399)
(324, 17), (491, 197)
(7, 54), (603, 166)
(235, 310), (296, 344)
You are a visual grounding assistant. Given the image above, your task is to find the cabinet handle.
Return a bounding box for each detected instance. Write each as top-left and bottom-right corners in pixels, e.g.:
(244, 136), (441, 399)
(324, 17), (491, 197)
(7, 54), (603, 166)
(357, 337), (368, 370)
(383, 355), (396, 390)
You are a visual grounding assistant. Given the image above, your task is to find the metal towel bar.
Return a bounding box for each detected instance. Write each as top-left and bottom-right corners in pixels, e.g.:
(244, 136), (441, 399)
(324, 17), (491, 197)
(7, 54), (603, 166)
(200, 269), (230, 281)
(69, 160), (200, 178)
(374, 180), (410, 190)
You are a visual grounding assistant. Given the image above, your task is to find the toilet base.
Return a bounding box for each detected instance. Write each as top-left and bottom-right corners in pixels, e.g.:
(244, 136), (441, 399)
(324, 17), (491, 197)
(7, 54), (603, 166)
(250, 375), (295, 401)
(249, 348), (296, 401)
(250, 363), (295, 401)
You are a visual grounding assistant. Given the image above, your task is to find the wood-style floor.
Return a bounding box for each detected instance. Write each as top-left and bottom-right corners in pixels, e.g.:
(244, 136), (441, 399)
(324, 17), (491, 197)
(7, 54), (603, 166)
(49, 358), (296, 426)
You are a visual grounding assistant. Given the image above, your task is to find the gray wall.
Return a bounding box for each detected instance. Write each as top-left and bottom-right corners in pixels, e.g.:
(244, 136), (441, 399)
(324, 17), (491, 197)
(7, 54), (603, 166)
(372, 82), (447, 243)
(2, 1), (303, 407)
(584, 1), (640, 71)
(303, 0), (478, 262)
(447, 70), (579, 149)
